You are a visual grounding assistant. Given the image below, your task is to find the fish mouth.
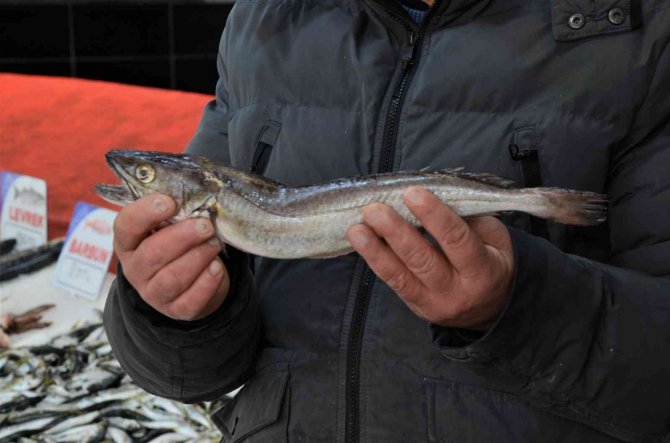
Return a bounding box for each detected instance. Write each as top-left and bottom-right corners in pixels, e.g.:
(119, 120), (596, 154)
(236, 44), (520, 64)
(94, 150), (147, 206)
(94, 184), (133, 206)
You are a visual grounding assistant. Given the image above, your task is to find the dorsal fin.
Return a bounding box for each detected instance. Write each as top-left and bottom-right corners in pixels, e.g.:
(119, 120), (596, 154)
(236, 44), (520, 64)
(439, 170), (517, 189)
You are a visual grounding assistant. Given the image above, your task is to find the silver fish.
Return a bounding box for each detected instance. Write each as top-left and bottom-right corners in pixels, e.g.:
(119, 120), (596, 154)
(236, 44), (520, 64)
(96, 149), (607, 259)
(105, 426), (132, 443)
(0, 322), (218, 442)
(0, 417), (55, 442)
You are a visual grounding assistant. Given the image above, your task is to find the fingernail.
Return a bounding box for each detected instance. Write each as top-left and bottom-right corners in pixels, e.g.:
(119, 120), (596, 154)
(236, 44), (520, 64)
(349, 230), (369, 248)
(208, 259), (223, 276)
(208, 237), (220, 247)
(153, 197), (168, 214)
(195, 219), (211, 236)
(405, 188), (424, 205)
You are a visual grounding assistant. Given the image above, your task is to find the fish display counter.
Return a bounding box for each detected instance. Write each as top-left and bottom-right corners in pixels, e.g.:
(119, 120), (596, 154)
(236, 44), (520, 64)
(0, 264), (229, 442)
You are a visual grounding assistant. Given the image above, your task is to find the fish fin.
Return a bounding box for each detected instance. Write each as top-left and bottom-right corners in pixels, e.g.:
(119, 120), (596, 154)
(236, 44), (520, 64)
(441, 170), (517, 189)
(419, 165), (459, 173)
(307, 247), (354, 259)
(434, 167), (465, 174)
(463, 212), (503, 218)
(530, 188), (607, 226)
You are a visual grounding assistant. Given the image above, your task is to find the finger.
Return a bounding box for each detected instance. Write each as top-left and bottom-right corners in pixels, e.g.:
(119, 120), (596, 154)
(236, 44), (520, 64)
(113, 194), (176, 254)
(143, 237), (222, 305)
(347, 224), (424, 305)
(403, 187), (488, 276)
(129, 217), (216, 282)
(361, 203), (452, 291)
(165, 258), (229, 321)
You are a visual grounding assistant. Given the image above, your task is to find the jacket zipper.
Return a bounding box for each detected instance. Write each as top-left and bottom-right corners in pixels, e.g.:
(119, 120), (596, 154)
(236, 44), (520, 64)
(344, 3), (439, 442)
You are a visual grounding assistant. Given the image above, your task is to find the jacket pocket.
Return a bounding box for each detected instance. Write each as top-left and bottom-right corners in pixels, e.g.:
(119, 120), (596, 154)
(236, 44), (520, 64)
(250, 120), (282, 175)
(508, 126), (549, 240)
(212, 364), (290, 443)
(423, 378), (616, 443)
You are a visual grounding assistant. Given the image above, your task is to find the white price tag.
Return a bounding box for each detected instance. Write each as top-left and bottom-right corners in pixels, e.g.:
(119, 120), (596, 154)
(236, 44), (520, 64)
(0, 171), (48, 251)
(53, 202), (117, 300)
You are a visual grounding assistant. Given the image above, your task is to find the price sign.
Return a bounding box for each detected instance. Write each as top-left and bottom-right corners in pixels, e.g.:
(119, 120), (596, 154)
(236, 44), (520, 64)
(53, 202), (117, 300)
(0, 171), (48, 251)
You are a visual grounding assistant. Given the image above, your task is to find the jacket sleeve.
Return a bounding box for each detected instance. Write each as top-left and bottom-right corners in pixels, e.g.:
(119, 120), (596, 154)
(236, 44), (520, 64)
(104, 24), (262, 403)
(432, 45), (670, 441)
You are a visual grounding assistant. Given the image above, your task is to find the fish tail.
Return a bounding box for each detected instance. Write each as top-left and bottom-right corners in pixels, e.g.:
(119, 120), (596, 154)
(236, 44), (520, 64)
(528, 188), (608, 226)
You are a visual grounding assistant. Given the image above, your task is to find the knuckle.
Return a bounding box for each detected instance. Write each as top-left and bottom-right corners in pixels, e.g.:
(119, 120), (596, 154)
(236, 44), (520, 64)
(148, 272), (180, 302)
(404, 246), (435, 275)
(137, 244), (163, 269)
(439, 224), (470, 250)
(386, 272), (411, 296)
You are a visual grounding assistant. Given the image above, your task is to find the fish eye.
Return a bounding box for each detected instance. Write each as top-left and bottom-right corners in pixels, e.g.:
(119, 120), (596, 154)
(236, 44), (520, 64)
(135, 164), (156, 184)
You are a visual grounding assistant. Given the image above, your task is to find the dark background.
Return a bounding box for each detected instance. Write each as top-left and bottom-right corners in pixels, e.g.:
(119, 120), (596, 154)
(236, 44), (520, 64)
(0, 0), (234, 93)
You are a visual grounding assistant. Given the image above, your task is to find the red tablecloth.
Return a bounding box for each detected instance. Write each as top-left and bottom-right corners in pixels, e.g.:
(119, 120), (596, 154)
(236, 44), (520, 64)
(0, 74), (211, 239)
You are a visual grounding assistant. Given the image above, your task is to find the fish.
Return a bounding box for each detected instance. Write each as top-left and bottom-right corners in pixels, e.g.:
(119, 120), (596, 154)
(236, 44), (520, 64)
(96, 149), (608, 259)
(0, 416), (55, 442)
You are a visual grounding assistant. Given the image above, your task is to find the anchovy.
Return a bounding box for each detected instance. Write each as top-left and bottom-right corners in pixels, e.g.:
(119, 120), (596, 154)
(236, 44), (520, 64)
(44, 422), (108, 443)
(96, 150), (607, 259)
(106, 426), (132, 443)
(0, 417), (55, 442)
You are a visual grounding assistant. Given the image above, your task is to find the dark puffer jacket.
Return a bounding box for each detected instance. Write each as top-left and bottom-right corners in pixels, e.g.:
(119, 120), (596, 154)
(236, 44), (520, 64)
(104, 0), (670, 441)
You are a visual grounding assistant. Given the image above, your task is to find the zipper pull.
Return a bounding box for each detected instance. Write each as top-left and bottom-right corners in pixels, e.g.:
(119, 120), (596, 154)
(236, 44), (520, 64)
(408, 31), (419, 46)
(400, 56), (414, 72)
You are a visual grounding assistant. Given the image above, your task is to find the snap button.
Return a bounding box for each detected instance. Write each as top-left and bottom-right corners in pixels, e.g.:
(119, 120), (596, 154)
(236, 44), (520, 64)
(568, 13), (586, 29)
(608, 8), (625, 25)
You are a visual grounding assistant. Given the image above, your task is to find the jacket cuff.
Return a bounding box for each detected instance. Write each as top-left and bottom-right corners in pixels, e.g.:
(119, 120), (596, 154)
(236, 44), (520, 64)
(431, 227), (603, 371)
(110, 246), (257, 348)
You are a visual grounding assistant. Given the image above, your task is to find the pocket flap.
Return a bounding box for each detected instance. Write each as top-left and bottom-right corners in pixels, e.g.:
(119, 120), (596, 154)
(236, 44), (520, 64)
(258, 120), (282, 146)
(212, 368), (289, 442)
(550, 0), (637, 42)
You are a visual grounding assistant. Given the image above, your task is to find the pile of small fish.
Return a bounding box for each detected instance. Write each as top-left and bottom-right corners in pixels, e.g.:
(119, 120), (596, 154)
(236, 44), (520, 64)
(0, 320), (227, 442)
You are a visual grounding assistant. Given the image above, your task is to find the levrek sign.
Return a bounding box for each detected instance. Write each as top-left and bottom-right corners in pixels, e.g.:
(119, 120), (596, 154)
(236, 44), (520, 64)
(0, 171), (48, 251)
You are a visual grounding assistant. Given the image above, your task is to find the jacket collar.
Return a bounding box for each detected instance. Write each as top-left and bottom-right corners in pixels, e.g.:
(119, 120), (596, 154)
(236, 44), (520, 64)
(363, 0), (494, 37)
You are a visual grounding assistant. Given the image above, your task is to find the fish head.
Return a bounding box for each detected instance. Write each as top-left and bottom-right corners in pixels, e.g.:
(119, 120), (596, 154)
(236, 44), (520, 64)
(97, 150), (221, 221)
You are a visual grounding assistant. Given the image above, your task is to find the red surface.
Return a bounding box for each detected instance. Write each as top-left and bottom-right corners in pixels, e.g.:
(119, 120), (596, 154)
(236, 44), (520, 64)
(0, 74), (212, 239)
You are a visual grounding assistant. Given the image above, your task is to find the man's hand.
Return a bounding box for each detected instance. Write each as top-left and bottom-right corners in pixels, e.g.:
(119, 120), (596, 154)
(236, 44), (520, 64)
(346, 186), (514, 331)
(113, 194), (230, 321)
